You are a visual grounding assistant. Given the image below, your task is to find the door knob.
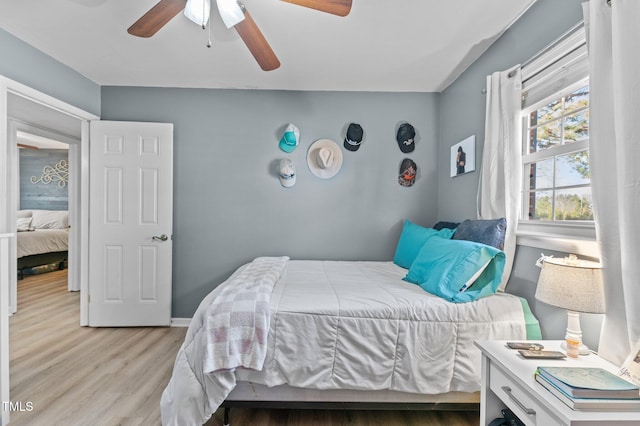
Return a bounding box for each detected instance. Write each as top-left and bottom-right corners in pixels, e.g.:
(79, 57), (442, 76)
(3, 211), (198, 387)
(152, 234), (169, 242)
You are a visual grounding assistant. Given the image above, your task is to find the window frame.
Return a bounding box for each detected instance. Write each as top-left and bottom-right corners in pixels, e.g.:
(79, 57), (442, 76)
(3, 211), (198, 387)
(517, 79), (597, 256)
(521, 78), (592, 220)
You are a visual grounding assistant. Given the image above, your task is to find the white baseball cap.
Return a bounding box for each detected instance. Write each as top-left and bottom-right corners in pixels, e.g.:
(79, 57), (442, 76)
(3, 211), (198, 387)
(278, 158), (296, 188)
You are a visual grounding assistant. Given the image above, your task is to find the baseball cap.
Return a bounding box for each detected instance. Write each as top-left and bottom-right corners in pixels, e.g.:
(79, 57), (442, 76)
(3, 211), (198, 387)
(279, 124), (300, 153)
(399, 158), (417, 187)
(396, 123), (416, 153)
(343, 123), (364, 152)
(278, 158), (296, 188)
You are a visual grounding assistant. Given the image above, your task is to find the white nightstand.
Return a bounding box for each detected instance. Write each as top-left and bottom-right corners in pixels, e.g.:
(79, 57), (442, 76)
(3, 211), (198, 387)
(475, 340), (640, 426)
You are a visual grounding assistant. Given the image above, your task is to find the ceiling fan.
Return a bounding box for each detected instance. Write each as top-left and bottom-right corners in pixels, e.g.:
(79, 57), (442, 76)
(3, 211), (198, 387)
(127, 0), (352, 72)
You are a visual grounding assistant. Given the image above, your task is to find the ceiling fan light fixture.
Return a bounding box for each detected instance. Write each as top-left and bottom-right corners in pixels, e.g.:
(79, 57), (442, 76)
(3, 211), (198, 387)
(217, 0), (245, 28)
(184, 0), (211, 26)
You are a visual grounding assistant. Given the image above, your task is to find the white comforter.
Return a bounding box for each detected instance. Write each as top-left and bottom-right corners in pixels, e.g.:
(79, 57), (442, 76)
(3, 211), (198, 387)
(16, 229), (69, 258)
(161, 260), (527, 425)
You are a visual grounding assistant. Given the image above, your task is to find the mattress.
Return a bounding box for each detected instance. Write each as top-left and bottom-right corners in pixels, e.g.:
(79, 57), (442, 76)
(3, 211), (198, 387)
(161, 259), (533, 425)
(16, 229), (69, 258)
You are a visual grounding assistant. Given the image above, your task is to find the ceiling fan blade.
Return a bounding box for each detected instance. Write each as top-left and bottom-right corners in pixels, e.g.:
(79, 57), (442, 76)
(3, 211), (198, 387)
(128, 0), (186, 38)
(281, 0), (352, 17)
(234, 8), (280, 71)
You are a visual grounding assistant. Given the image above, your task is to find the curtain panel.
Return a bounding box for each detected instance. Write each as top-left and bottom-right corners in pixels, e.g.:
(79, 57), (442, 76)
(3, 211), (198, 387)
(478, 68), (522, 291)
(583, 0), (640, 365)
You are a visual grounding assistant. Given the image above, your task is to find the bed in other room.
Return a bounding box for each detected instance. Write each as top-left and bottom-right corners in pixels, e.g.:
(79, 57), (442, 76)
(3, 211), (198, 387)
(16, 210), (69, 279)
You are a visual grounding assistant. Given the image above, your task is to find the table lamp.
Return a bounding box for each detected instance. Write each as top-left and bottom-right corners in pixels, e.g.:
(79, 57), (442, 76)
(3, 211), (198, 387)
(535, 254), (605, 356)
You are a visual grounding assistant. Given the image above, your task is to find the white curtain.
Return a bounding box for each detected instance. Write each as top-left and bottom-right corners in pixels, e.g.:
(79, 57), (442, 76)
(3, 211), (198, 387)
(583, 0), (640, 366)
(478, 68), (522, 291)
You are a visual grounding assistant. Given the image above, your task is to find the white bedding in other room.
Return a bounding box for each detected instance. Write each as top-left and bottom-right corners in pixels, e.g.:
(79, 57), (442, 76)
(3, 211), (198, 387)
(16, 229), (69, 258)
(161, 260), (527, 425)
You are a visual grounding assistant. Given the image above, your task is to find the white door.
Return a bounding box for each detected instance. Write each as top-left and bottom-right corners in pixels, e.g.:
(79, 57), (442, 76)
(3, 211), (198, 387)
(89, 121), (173, 326)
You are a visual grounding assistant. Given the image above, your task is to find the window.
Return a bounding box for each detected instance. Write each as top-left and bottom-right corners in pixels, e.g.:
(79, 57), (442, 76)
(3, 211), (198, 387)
(522, 83), (592, 223)
(516, 22), (597, 255)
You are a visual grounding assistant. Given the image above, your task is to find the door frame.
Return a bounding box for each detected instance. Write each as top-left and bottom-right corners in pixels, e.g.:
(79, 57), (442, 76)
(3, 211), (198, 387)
(1, 75), (98, 324)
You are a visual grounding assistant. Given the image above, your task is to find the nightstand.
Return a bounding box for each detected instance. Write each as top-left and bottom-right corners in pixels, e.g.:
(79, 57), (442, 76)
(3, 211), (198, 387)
(475, 340), (640, 426)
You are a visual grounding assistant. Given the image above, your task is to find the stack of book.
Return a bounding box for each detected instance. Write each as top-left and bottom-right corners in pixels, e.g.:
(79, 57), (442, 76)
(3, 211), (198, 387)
(535, 366), (640, 411)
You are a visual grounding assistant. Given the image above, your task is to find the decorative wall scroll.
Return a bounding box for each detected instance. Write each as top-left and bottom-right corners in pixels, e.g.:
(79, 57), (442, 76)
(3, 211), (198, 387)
(31, 159), (69, 188)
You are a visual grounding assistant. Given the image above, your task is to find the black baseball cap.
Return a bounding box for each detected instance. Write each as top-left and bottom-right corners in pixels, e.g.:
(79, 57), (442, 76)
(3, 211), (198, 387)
(396, 123), (416, 153)
(344, 123), (364, 152)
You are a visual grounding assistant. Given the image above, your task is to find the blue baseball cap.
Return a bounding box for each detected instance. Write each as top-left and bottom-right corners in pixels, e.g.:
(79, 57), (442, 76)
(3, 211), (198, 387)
(279, 124), (300, 153)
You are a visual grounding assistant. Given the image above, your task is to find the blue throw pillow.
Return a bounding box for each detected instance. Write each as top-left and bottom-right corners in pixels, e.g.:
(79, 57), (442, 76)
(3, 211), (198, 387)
(393, 220), (455, 269)
(404, 237), (505, 303)
(452, 218), (507, 250)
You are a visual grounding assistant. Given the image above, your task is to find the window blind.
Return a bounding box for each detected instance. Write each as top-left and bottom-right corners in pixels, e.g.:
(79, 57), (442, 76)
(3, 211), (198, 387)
(521, 22), (588, 108)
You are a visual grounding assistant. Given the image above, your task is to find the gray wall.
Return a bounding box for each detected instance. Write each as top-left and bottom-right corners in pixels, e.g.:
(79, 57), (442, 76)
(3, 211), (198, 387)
(437, 0), (603, 348)
(438, 0), (586, 221)
(0, 28), (100, 116)
(2, 0), (605, 344)
(101, 87), (440, 317)
(19, 149), (68, 210)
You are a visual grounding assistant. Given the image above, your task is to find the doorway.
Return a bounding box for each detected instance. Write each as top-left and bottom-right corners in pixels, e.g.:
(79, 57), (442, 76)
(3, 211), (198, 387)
(6, 93), (84, 316)
(1, 77), (98, 323)
(12, 124), (76, 297)
(1, 76), (98, 425)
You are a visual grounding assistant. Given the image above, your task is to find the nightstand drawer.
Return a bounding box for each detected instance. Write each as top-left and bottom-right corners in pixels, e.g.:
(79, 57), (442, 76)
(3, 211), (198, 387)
(490, 363), (562, 426)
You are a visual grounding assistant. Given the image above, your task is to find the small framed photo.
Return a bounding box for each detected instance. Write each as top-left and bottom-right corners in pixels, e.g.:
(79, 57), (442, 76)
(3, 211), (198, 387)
(619, 339), (640, 386)
(450, 135), (476, 177)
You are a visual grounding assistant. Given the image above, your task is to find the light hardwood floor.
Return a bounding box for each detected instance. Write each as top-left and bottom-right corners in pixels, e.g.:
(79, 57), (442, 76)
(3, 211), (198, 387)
(9, 270), (480, 426)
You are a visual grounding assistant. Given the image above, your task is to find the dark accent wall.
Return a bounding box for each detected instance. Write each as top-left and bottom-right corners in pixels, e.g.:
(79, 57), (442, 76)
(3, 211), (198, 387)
(19, 149), (68, 211)
(101, 87), (440, 317)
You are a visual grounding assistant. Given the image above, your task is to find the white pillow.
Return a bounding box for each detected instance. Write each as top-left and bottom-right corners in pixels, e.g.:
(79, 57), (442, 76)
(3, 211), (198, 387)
(16, 217), (33, 232)
(30, 210), (69, 229)
(16, 210), (32, 219)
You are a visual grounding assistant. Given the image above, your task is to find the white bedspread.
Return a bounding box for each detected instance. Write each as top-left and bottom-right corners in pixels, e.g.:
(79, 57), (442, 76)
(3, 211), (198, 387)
(16, 229), (69, 258)
(161, 260), (527, 426)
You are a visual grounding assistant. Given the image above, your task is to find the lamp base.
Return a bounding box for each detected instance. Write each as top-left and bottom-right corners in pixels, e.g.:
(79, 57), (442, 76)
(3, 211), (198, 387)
(560, 340), (591, 356)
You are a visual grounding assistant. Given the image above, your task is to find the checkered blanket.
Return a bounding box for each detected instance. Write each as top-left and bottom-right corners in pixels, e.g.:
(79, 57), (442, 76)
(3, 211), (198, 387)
(203, 256), (289, 374)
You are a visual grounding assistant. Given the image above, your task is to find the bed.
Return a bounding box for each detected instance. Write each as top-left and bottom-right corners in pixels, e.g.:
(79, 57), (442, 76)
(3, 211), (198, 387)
(160, 219), (541, 426)
(16, 209), (69, 279)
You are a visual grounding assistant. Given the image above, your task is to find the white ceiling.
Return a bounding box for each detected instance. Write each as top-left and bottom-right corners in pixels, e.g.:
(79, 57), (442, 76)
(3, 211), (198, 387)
(17, 131), (69, 150)
(0, 0), (537, 92)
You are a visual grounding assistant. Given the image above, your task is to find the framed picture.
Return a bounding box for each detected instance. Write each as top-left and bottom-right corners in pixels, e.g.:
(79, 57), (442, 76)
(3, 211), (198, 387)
(450, 135), (476, 177)
(619, 339), (640, 386)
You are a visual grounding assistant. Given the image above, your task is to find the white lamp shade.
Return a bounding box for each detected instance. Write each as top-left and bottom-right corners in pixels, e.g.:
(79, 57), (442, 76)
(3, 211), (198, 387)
(535, 255), (605, 314)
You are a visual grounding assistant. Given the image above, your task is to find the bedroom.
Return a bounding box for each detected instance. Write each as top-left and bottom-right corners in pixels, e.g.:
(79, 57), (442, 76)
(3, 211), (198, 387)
(16, 135), (70, 281)
(1, 0), (639, 425)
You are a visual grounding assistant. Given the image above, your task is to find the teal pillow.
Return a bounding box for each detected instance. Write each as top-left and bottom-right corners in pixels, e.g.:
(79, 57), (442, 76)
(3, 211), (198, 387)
(393, 220), (455, 269)
(404, 237), (505, 303)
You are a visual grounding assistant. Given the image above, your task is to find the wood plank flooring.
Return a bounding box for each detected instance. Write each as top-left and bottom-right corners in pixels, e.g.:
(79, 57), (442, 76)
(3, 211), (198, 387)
(9, 270), (480, 426)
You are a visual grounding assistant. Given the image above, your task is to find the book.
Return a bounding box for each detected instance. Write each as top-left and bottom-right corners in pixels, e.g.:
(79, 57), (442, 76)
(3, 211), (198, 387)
(537, 366), (640, 399)
(535, 374), (640, 411)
